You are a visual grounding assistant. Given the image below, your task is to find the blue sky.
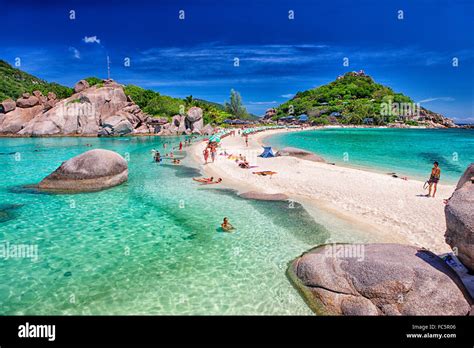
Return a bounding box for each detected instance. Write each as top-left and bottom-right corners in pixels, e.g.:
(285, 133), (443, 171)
(1, 0), (473, 122)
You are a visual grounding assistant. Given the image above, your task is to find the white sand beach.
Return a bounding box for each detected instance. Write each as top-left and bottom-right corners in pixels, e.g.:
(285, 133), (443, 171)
(189, 128), (456, 254)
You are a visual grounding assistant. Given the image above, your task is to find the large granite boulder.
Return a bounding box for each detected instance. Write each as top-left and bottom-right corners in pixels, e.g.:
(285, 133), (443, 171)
(1, 99), (16, 113)
(201, 124), (214, 136)
(102, 114), (134, 135)
(186, 106), (203, 122)
(288, 243), (471, 315)
(38, 149), (128, 192)
(16, 93), (40, 108)
(445, 164), (474, 271)
(276, 147), (325, 163)
(0, 105), (44, 134)
(455, 163), (474, 190)
(184, 107), (204, 132)
(74, 79), (90, 93)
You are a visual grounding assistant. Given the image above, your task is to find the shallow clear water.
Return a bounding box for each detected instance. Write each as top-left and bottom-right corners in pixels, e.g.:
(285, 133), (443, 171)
(0, 136), (374, 315)
(267, 128), (474, 184)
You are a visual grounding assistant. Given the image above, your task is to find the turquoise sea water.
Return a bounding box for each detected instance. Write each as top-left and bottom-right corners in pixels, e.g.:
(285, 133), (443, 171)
(0, 136), (376, 315)
(267, 128), (474, 184)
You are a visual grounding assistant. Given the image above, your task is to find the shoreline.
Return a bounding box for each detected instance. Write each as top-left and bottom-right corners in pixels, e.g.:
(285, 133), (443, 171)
(188, 127), (456, 254)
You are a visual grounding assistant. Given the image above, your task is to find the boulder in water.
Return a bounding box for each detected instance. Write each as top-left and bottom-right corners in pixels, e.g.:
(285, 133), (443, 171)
(276, 147), (325, 163)
(38, 149), (128, 192)
(240, 191), (289, 201)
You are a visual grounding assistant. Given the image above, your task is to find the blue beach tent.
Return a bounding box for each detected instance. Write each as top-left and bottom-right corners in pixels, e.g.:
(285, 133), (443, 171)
(259, 146), (275, 158)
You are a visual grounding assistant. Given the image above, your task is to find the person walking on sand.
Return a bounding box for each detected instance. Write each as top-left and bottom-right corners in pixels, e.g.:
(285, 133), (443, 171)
(210, 146), (217, 163)
(245, 135), (249, 147)
(203, 148), (210, 164)
(427, 161), (441, 198)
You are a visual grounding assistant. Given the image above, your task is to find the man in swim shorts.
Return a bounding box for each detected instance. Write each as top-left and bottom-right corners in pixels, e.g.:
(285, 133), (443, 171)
(428, 161), (441, 198)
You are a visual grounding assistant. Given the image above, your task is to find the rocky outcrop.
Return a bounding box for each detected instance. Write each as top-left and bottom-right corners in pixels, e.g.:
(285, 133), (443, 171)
(157, 107), (212, 136)
(276, 147), (325, 163)
(74, 80), (90, 93)
(1, 99), (16, 113)
(101, 114), (134, 136)
(0, 79), (213, 137)
(38, 149), (128, 192)
(16, 93), (40, 108)
(15, 80), (150, 136)
(288, 243), (471, 315)
(445, 164), (474, 271)
(0, 104), (43, 134)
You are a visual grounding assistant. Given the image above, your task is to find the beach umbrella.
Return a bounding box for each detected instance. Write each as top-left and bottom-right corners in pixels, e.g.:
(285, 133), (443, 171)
(208, 135), (221, 142)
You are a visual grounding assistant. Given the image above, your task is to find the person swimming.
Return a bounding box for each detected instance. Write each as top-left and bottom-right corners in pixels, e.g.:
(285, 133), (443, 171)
(154, 151), (161, 162)
(221, 217), (234, 232)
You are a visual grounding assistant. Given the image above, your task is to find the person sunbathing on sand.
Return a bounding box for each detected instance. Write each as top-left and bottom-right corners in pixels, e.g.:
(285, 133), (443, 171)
(206, 178), (222, 184)
(239, 161), (250, 169)
(193, 176), (214, 183)
(221, 217), (234, 232)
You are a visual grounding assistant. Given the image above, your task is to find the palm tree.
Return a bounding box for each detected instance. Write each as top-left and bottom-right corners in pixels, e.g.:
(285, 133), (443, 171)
(185, 95), (194, 106)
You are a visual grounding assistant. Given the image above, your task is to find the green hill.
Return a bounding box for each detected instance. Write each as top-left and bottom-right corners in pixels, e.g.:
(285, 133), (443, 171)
(0, 59), (73, 101)
(276, 71), (436, 125)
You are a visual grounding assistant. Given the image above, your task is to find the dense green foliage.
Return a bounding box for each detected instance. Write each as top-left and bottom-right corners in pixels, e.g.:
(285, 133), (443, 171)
(84, 77), (103, 88)
(0, 60), (73, 101)
(123, 86), (232, 124)
(276, 72), (414, 125)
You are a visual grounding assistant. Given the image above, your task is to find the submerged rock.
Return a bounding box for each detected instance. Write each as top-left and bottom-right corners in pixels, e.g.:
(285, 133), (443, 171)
(276, 147), (325, 163)
(38, 149), (128, 192)
(445, 164), (474, 271)
(239, 191), (289, 201)
(288, 243), (471, 315)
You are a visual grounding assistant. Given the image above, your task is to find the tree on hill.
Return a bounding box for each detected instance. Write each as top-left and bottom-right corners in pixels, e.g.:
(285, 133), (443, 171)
(225, 89), (249, 119)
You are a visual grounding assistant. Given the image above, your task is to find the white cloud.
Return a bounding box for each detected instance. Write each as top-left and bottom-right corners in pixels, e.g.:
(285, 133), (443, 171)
(281, 93), (294, 98)
(418, 97), (455, 103)
(248, 101), (277, 105)
(68, 47), (80, 59)
(83, 36), (101, 44)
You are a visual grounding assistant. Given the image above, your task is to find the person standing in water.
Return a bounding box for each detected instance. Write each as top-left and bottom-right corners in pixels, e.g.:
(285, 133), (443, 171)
(179, 141), (183, 151)
(428, 161), (441, 197)
(221, 217), (234, 232)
